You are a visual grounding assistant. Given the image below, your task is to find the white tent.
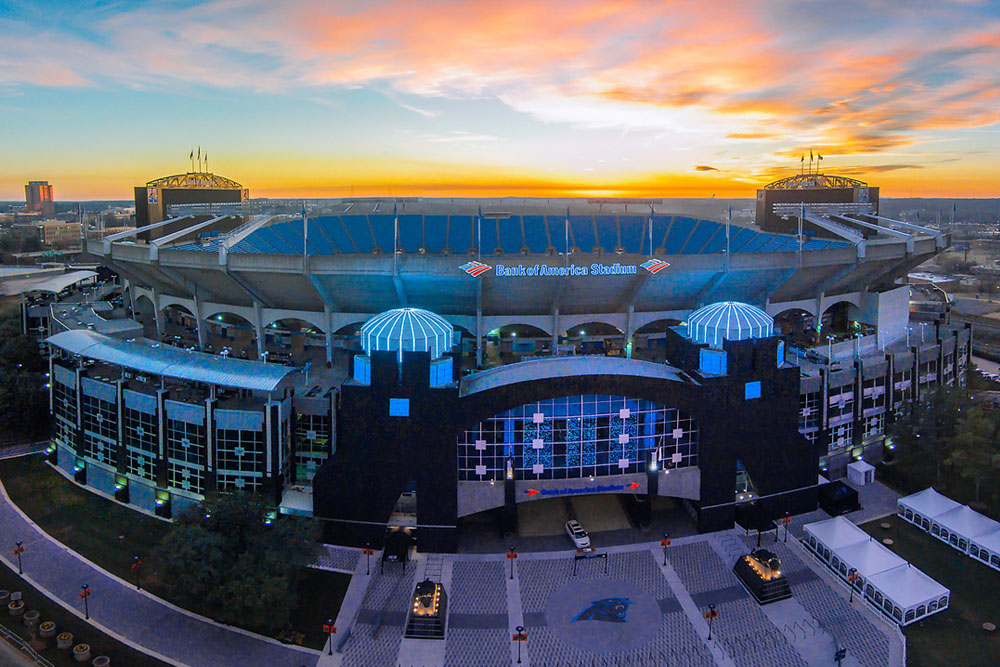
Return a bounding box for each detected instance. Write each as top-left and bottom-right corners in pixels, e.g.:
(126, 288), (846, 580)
(897, 487), (962, 531)
(803, 516), (868, 564)
(969, 530), (1000, 571)
(833, 539), (907, 591)
(865, 564), (950, 626)
(931, 505), (1000, 553)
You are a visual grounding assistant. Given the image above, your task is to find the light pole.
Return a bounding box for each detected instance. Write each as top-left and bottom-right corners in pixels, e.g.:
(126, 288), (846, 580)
(14, 542), (24, 574)
(80, 584), (91, 620)
(508, 546), (517, 580)
(515, 625), (525, 664)
(848, 568), (858, 604)
(131, 555), (142, 590)
(706, 604), (717, 640)
(364, 543), (373, 576)
(784, 513), (791, 543)
(661, 533), (670, 566)
(324, 618), (336, 655)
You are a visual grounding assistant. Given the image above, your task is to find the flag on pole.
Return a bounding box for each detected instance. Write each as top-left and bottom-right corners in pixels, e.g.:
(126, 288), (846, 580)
(302, 204), (308, 257)
(565, 206), (570, 263)
(648, 204), (654, 258)
(477, 204), (482, 261)
(726, 204), (731, 265)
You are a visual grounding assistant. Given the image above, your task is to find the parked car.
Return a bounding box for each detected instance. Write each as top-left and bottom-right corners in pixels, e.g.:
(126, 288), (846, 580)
(565, 520), (591, 549)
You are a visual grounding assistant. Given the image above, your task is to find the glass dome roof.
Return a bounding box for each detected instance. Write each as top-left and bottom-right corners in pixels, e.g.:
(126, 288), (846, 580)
(360, 308), (454, 361)
(687, 301), (773, 348)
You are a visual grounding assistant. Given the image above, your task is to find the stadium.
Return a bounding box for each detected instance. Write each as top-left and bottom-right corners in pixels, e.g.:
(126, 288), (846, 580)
(35, 170), (970, 552)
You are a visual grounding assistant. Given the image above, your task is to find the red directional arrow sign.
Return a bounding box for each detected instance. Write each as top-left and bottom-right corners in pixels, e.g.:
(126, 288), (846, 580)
(525, 489), (540, 497)
(627, 482), (640, 490)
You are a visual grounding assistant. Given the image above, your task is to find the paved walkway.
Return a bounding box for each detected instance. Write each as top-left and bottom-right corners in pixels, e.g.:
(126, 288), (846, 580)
(0, 475), (319, 667)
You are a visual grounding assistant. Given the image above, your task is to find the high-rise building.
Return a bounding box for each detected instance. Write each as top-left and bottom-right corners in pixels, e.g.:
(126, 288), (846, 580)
(25, 180), (55, 217)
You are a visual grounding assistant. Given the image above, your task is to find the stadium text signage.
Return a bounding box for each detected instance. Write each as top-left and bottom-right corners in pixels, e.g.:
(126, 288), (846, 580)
(524, 482), (640, 497)
(462, 259), (669, 278)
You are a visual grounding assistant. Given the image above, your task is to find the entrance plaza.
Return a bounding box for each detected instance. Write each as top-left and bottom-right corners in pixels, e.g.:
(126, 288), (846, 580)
(318, 524), (904, 667)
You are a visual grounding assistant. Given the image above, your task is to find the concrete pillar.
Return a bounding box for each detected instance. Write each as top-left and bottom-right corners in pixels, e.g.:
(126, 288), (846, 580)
(192, 293), (206, 350)
(253, 301), (265, 361)
(151, 288), (165, 338)
(324, 305), (334, 367)
(625, 304), (634, 358)
(476, 306), (483, 368)
(552, 306), (560, 353)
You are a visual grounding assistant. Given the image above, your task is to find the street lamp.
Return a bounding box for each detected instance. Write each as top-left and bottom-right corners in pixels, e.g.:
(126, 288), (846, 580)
(79, 584), (91, 620)
(661, 533), (670, 566)
(14, 542), (24, 574)
(515, 625), (525, 664)
(705, 603), (718, 640)
(508, 546), (517, 580)
(848, 568), (859, 603)
(131, 555), (142, 590)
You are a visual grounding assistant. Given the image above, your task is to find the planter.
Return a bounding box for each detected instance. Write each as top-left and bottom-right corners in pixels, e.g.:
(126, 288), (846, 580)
(38, 620), (57, 638)
(8, 599), (24, 617)
(23, 608), (40, 630)
(92, 657), (111, 667)
(56, 632), (74, 650)
(73, 643), (91, 662)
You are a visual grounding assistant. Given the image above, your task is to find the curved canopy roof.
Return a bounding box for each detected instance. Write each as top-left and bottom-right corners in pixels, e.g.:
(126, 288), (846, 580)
(687, 301), (774, 348)
(25, 270), (97, 294)
(46, 330), (296, 392)
(360, 308), (454, 361)
(146, 172), (243, 189)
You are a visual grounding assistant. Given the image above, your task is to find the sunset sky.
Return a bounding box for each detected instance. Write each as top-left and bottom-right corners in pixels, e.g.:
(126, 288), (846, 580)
(1, 0), (999, 200)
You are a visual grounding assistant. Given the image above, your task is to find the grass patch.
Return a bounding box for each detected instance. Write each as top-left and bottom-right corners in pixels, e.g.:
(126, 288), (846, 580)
(0, 565), (170, 667)
(0, 454), (349, 650)
(861, 515), (1000, 667)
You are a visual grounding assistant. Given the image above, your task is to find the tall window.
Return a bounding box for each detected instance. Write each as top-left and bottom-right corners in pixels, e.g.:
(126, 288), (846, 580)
(457, 395), (698, 481)
(81, 390), (118, 466)
(216, 428), (265, 491)
(166, 417), (206, 495)
(295, 412), (333, 484)
(124, 406), (158, 482)
(52, 375), (78, 448)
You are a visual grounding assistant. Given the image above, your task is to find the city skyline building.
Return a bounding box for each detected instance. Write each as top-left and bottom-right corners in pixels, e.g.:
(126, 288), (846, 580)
(24, 180), (54, 217)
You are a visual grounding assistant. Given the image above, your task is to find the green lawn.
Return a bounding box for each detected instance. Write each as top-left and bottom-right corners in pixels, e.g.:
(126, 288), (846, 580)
(0, 454), (349, 650)
(861, 515), (1000, 667)
(0, 564), (170, 667)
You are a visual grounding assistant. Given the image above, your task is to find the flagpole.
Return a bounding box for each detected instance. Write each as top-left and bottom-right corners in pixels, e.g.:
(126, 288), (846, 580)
(648, 204), (653, 258)
(393, 201), (399, 275)
(726, 205), (731, 272)
(302, 203), (308, 260)
(565, 207), (570, 266)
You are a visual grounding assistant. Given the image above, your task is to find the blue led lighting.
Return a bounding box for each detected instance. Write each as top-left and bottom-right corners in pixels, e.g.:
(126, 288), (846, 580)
(360, 308), (454, 362)
(687, 301), (773, 348)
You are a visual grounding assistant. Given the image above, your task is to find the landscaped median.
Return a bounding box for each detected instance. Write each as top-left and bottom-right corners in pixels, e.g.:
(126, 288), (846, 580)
(861, 514), (1000, 667)
(0, 454), (350, 650)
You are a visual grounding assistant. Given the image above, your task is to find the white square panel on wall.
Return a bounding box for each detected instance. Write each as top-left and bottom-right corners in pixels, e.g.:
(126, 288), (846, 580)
(532, 464), (544, 474)
(672, 452), (683, 463)
(532, 438), (544, 449)
(672, 428), (684, 439)
(533, 412), (544, 424)
(475, 464), (487, 475)
(618, 458), (630, 469)
(618, 433), (629, 444)
(619, 408), (631, 419)
(475, 439), (487, 451)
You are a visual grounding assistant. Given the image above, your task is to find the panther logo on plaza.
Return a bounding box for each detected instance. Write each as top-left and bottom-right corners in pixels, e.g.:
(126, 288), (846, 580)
(572, 597), (632, 623)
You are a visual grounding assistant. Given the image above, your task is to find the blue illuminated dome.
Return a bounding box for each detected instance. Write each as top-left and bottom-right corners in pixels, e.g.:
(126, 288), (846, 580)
(360, 308), (454, 361)
(687, 301), (773, 348)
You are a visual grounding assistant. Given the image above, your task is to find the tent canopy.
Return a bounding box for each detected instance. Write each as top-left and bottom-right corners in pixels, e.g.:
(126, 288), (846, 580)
(868, 565), (948, 610)
(972, 530), (1000, 553)
(898, 487), (962, 519)
(934, 505), (1000, 539)
(836, 539), (906, 578)
(804, 516), (869, 550)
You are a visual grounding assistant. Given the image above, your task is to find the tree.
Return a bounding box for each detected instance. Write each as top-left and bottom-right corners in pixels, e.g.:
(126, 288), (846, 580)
(888, 385), (970, 483)
(947, 407), (1000, 504)
(155, 491), (319, 634)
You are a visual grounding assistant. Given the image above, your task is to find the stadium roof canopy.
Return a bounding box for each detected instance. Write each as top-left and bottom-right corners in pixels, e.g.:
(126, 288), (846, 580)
(24, 270), (97, 294)
(46, 330), (296, 392)
(146, 172), (243, 189)
(763, 173), (868, 190)
(687, 301), (774, 348)
(360, 308), (454, 362)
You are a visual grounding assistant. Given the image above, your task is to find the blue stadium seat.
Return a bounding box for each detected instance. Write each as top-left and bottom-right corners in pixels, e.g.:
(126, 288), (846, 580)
(341, 215), (374, 252)
(546, 216), (572, 254)
(256, 225), (297, 253)
(681, 220), (717, 253)
(368, 214), (395, 252)
(618, 216), (644, 254)
(737, 233), (773, 253)
(275, 220), (308, 254)
(498, 217), (524, 253)
(662, 217), (696, 254)
(292, 218), (334, 255)
(397, 214), (423, 253)
(594, 215), (619, 250)
(756, 235), (790, 253)
(449, 215), (474, 253)
(478, 216), (499, 255)
(726, 227), (756, 253)
(423, 216), (449, 253)
(700, 225), (730, 253)
(522, 216), (550, 253)
(568, 215), (596, 252)
(323, 216), (358, 253)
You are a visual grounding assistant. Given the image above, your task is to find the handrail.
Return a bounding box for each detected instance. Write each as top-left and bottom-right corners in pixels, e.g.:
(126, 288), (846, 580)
(0, 622), (56, 667)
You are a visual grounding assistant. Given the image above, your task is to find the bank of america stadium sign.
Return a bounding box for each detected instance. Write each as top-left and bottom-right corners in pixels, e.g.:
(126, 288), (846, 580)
(460, 260), (669, 278)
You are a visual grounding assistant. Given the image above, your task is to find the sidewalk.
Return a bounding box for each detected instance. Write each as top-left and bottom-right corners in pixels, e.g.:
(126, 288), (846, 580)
(0, 473), (320, 667)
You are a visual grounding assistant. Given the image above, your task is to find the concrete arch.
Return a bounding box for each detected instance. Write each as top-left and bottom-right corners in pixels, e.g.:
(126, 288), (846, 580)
(766, 299), (817, 318)
(206, 311), (255, 328)
(200, 302), (255, 324)
(260, 308), (328, 335)
(634, 318), (682, 335)
(158, 295), (197, 315)
(492, 324), (550, 338)
(628, 310), (690, 333)
(560, 313), (626, 335)
(563, 321), (624, 337)
(481, 315), (553, 337)
(822, 292), (862, 311)
(266, 318), (325, 334)
(333, 321), (367, 336)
